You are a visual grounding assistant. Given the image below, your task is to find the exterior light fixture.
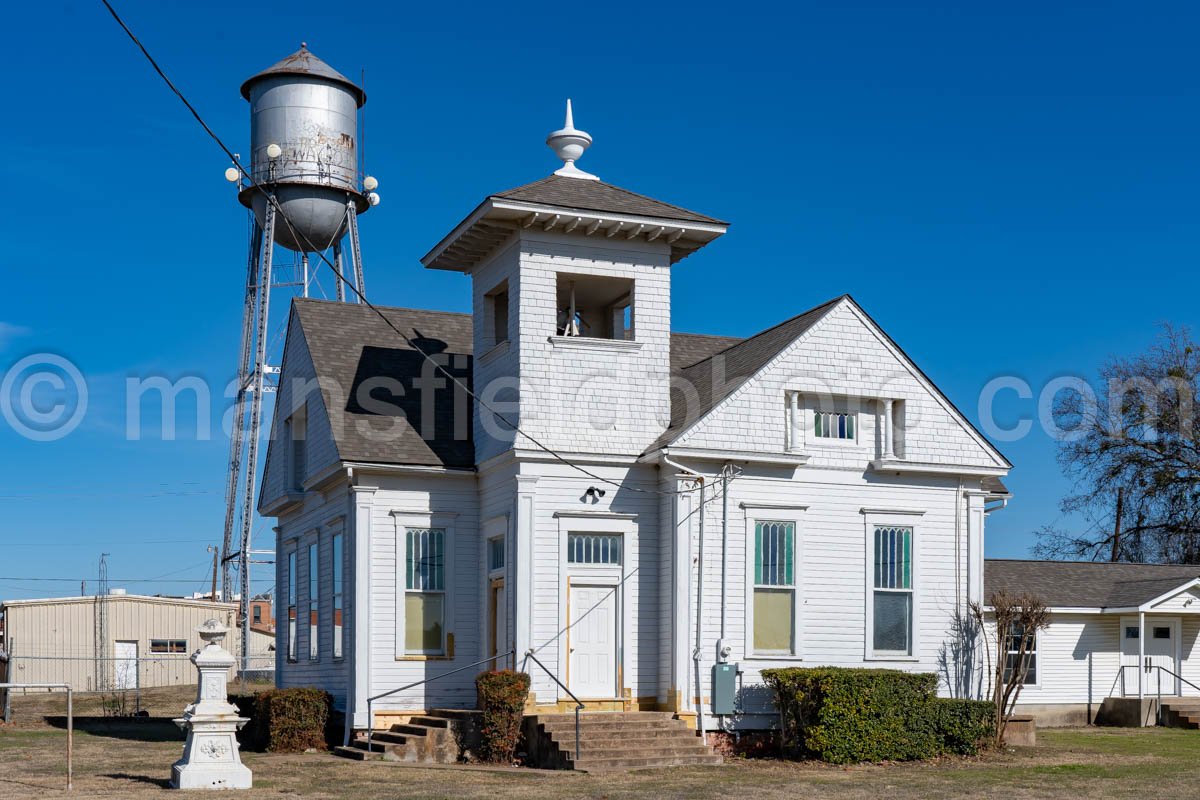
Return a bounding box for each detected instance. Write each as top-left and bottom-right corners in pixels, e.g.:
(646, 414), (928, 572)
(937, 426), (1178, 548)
(266, 143), (282, 159)
(363, 175), (378, 191)
(224, 167), (240, 182)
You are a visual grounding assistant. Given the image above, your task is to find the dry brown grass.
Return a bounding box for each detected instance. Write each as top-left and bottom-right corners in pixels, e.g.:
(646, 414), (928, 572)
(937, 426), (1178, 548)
(2, 691), (1197, 799)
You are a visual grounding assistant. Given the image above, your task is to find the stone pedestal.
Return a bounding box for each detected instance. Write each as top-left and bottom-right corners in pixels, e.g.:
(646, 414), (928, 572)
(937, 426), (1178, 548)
(170, 619), (252, 790)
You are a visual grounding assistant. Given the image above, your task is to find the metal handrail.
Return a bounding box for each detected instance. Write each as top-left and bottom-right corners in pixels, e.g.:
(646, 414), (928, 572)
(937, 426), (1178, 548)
(365, 650), (514, 755)
(1146, 663), (1200, 725)
(524, 649), (584, 763)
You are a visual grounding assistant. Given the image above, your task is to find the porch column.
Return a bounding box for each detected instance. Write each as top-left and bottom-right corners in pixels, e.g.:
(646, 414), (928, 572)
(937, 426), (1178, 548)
(349, 484), (376, 730)
(513, 475), (538, 673)
(1138, 610), (1145, 703)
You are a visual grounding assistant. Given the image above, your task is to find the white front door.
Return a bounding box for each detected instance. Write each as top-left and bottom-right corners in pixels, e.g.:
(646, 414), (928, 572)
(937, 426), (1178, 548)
(569, 585), (617, 698)
(114, 641), (138, 691)
(1120, 617), (1180, 695)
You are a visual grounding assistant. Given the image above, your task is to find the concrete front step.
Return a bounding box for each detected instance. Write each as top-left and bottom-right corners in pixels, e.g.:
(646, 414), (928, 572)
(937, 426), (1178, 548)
(333, 745), (381, 761)
(569, 754), (724, 771)
(526, 712), (721, 770)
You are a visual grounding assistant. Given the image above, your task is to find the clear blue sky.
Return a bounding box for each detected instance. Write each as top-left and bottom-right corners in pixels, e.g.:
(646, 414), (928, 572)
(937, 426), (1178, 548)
(1, 0), (1197, 600)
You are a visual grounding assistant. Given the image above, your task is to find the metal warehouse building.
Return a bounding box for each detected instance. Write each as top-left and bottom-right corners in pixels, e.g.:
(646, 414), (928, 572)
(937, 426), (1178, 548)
(0, 593), (270, 691)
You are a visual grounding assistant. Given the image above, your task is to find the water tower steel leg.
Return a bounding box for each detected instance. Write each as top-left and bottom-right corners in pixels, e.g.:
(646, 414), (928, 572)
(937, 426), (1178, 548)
(333, 242), (346, 302)
(237, 201), (276, 678)
(221, 223), (263, 603)
(347, 201), (366, 302)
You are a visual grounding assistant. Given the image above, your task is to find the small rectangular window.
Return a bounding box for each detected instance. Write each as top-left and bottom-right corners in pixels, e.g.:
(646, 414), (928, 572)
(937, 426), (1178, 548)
(149, 639), (188, 654)
(872, 526), (913, 654)
(288, 405), (307, 491)
(1154, 626), (1171, 639)
(753, 521), (795, 654)
(567, 533), (622, 565)
(1125, 626), (1140, 639)
(487, 536), (505, 572)
(331, 532), (344, 659)
(252, 606), (262, 624)
(556, 273), (634, 340)
(405, 528), (446, 654)
(814, 411), (856, 440)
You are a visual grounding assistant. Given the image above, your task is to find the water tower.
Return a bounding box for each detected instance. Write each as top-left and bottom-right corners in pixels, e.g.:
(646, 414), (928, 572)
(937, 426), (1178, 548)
(220, 45), (377, 661)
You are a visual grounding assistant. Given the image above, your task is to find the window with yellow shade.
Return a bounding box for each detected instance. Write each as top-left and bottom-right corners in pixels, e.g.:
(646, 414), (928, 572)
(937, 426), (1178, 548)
(405, 527), (446, 655)
(753, 520), (796, 654)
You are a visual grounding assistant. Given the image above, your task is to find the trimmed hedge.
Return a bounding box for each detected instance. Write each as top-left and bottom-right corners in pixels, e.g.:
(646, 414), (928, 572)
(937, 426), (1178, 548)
(932, 697), (995, 755)
(475, 670), (530, 764)
(762, 667), (994, 763)
(230, 687), (332, 753)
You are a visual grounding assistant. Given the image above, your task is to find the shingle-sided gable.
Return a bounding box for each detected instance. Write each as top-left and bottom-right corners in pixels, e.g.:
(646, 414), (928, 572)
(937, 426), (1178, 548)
(668, 297), (1010, 471)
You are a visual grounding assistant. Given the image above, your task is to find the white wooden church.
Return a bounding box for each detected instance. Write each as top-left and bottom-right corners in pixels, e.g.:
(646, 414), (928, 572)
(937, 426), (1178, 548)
(260, 101), (1013, 741)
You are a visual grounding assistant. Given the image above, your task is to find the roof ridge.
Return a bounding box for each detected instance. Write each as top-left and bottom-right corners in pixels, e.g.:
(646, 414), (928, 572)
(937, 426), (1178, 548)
(986, 557), (1200, 567)
(294, 297), (471, 318)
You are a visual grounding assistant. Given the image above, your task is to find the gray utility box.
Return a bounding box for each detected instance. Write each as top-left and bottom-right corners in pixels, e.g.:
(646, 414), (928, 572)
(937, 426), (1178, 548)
(712, 662), (739, 715)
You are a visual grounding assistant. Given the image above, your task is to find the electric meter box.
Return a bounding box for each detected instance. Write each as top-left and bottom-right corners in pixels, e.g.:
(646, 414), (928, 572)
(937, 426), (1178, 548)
(712, 662), (739, 715)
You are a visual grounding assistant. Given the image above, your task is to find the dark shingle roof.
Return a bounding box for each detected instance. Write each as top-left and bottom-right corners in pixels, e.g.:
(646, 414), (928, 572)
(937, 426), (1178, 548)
(493, 175), (727, 225)
(985, 559), (1200, 609)
(653, 296), (844, 448)
(292, 299), (746, 468)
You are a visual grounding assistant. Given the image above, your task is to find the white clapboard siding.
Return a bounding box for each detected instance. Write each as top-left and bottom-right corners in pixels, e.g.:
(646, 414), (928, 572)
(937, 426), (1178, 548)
(275, 487), (351, 707)
(1006, 615), (1122, 707)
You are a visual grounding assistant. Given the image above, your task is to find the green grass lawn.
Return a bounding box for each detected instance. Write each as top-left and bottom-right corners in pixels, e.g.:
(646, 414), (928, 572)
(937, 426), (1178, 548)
(0, 716), (1197, 799)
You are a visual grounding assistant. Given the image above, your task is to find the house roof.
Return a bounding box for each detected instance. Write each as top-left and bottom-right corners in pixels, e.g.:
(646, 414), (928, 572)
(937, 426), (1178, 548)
(290, 298), (748, 470)
(422, 175), (728, 272)
(984, 559), (1200, 609)
(493, 175), (726, 226)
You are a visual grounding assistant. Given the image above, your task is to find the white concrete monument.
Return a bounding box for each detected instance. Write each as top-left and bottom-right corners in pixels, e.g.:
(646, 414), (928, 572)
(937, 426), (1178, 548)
(170, 618), (252, 790)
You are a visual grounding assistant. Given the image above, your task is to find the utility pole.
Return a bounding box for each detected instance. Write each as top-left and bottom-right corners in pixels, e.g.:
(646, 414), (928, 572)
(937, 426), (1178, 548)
(207, 546), (219, 602)
(1110, 487), (1125, 562)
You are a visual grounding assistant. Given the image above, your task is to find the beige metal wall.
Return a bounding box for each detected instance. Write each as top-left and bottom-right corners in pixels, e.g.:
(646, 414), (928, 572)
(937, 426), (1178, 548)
(1, 596), (240, 691)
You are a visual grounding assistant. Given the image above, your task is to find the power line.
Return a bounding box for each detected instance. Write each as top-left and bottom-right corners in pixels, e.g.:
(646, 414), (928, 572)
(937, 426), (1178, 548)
(97, 0), (706, 499)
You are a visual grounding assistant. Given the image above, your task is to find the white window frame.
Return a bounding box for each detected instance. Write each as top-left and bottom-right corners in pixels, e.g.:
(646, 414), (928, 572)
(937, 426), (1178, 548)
(742, 503), (806, 661)
(307, 537), (320, 662)
(862, 508), (924, 661)
(285, 545), (298, 663)
(1003, 620), (1040, 689)
(393, 511), (457, 659)
(330, 528), (345, 661)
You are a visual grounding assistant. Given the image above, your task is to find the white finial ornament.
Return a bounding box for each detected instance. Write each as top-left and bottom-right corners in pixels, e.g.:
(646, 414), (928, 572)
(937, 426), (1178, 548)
(546, 99), (599, 181)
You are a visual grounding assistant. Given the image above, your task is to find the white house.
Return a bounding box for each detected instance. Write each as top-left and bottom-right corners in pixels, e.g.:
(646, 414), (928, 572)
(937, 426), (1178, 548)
(986, 559), (1200, 726)
(259, 106), (1013, 738)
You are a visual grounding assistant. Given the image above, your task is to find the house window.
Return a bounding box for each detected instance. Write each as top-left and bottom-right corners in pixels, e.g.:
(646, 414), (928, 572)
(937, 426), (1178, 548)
(556, 273), (634, 340)
(872, 526), (913, 655)
(405, 527), (446, 655)
(487, 536), (505, 572)
(1004, 622), (1038, 685)
(252, 606), (262, 625)
(1154, 626), (1171, 640)
(149, 639), (188, 654)
(287, 550), (297, 662)
(332, 532), (344, 659)
(814, 410), (855, 440)
(753, 521), (796, 654)
(1125, 626), (1139, 639)
(567, 533), (622, 565)
(308, 542), (319, 661)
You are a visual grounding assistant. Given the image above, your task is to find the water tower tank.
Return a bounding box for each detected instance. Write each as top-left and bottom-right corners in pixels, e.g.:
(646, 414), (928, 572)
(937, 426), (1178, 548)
(238, 45), (369, 252)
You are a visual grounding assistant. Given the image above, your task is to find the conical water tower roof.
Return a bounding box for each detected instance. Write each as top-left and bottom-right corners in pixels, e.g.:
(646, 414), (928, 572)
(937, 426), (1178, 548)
(240, 45), (365, 107)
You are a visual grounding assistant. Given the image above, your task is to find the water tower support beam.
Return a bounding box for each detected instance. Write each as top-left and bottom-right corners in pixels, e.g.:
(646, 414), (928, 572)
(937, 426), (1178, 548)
(347, 200), (366, 302)
(237, 200), (277, 675)
(333, 243), (346, 302)
(221, 223), (263, 602)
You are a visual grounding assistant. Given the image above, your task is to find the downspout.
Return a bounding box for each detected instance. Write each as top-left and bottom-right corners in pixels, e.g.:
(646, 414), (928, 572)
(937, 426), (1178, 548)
(662, 453), (708, 742)
(342, 466), (355, 748)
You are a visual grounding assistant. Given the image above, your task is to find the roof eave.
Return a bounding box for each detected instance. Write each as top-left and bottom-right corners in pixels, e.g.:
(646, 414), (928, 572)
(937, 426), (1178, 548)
(422, 197), (728, 273)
